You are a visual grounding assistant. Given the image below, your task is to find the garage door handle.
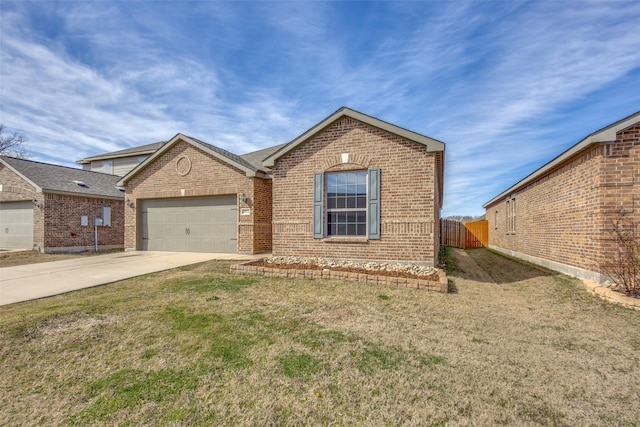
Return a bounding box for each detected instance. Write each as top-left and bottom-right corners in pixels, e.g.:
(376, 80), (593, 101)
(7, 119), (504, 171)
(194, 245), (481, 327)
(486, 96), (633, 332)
(185, 228), (190, 235)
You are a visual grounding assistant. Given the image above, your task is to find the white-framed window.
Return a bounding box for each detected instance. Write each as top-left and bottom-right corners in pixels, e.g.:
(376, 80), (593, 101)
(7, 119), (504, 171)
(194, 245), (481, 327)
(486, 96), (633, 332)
(102, 160), (113, 174)
(313, 168), (380, 239)
(506, 198), (516, 234)
(326, 171), (367, 236)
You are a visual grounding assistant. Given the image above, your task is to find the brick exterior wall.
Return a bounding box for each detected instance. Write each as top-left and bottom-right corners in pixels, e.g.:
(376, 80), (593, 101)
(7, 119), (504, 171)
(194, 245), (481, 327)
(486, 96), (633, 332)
(486, 122), (640, 280)
(40, 193), (124, 253)
(1, 163), (124, 252)
(0, 163), (37, 202)
(271, 117), (440, 265)
(249, 177), (273, 253)
(123, 140), (271, 253)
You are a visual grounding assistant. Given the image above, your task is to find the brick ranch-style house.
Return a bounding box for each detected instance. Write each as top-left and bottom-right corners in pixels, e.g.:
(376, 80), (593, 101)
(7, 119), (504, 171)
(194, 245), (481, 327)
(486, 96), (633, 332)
(115, 107), (446, 265)
(263, 107), (445, 265)
(483, 111), (640, 282)
(0, 156), (124, 252)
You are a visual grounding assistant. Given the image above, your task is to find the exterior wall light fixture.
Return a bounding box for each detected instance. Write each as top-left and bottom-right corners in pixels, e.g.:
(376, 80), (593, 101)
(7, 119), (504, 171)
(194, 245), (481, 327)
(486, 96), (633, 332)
(32, 198), (43, 209)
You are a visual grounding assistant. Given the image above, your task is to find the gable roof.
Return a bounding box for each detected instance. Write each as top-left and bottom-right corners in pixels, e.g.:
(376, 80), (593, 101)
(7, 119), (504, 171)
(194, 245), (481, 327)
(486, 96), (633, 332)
(1, 156), (124, 199)
(262, 107), (446, 168)
(483, 110), (640, 208)
(240, 143), (287, 170)
(76, 141), (167, 164)
(117, 133), (273, 186)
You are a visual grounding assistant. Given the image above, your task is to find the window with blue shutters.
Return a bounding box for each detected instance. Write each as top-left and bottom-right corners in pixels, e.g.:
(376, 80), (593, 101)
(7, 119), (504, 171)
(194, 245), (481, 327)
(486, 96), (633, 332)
(312, 168), (380, 239)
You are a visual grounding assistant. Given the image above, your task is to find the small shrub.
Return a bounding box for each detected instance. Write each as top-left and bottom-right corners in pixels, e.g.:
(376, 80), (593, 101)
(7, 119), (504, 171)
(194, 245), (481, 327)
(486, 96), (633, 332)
(600, 212), (640, 296)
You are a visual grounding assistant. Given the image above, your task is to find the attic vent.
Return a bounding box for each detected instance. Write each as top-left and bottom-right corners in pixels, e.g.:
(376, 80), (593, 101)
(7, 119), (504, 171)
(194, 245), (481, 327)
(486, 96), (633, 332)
(73, 180), (89, 188)
(116, 186), (125, 193)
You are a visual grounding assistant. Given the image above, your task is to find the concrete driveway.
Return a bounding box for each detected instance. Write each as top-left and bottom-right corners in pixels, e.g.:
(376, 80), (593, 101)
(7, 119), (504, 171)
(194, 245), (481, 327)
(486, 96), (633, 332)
(0, 251), (265, 306)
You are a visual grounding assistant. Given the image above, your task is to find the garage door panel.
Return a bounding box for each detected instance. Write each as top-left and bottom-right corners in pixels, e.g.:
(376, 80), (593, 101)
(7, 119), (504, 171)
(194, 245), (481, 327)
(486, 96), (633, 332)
(141, 196), (237, 253)
(0, 201), (34, 249)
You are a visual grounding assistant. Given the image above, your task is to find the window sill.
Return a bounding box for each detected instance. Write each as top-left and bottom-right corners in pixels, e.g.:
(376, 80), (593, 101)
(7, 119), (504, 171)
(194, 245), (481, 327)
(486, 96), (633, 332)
(323, 236), (369, 244)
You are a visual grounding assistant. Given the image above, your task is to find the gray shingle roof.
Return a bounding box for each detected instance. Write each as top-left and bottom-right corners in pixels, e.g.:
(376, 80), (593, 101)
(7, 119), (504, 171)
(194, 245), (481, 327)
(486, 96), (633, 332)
(240, 143), (287, 171)
(182, 135), (261, 173)
(76, 141), (167, 164)
(1, 156), (124, 199)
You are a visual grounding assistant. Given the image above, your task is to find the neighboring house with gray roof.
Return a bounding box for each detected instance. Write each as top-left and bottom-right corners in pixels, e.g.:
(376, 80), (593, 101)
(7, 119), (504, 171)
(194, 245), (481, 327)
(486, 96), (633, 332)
(0, 156), (124, 252)
(76, 141), (167, 176)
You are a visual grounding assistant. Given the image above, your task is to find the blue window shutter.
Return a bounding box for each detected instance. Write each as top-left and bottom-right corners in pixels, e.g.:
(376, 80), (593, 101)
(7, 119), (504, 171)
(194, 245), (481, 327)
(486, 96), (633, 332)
(368, 168), (381, 239)
(313, 172), (324, 238)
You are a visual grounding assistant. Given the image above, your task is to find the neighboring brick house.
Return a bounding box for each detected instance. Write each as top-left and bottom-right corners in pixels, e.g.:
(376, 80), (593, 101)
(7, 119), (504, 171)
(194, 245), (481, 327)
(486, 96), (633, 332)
(116, 134), (283, 254)
(76, 141), (166, 176)
(96, 107), (445, 263)
(0, 156), (124, 252)
(263, 107), (446, 266)
(483, 111), (640, 282)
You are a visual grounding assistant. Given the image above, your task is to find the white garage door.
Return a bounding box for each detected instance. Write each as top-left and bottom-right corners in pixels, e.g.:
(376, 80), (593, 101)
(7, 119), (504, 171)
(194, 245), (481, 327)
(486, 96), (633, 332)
(140, 196), (238, 253)
(0, 201), (34, 249)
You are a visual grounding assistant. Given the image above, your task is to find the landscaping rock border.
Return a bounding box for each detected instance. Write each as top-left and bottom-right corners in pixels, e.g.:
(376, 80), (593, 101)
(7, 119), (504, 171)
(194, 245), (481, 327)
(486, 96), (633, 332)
(583, 280), (640, 311)
(231, 259), (448, 293)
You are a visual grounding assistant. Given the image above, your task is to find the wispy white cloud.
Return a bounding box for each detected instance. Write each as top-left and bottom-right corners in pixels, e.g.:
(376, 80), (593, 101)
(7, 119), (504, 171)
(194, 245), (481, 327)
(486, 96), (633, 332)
(1, 1), (638, 216)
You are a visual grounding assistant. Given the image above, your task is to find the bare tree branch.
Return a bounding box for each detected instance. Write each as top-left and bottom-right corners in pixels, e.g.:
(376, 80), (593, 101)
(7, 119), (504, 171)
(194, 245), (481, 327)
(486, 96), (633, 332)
(0, 124), (29, 158)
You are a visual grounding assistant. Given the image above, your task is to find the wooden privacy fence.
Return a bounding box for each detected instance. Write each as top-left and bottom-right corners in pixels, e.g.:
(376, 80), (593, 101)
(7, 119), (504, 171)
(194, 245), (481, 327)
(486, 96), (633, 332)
(440, 219), (488, 249)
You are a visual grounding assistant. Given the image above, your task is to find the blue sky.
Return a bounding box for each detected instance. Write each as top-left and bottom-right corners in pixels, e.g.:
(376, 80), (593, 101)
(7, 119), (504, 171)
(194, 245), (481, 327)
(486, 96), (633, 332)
(1, 1), (639, 216)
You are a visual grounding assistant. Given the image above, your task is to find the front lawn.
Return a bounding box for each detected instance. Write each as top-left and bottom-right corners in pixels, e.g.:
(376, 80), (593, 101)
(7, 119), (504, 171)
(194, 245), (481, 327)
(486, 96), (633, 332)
(1, 249), (638, 426)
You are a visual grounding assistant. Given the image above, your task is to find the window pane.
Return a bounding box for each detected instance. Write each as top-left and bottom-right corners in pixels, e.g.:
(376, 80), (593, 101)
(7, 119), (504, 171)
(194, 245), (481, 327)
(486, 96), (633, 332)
(327, 174), (337, 191)
(326, 171), (369, 237)
(327, 222), (335, 236)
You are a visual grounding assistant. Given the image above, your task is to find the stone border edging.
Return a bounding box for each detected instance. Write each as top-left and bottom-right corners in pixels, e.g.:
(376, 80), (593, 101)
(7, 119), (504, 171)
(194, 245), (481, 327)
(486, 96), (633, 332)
(583, 280), (640, 311)
(231, 261), (448, 293)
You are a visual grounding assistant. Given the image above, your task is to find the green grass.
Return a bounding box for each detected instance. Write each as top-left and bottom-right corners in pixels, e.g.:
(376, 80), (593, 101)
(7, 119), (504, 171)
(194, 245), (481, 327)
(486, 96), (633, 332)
(439, 245), (460, 275)
(278, 351), (321, 377)
(1, 252), (639, 426)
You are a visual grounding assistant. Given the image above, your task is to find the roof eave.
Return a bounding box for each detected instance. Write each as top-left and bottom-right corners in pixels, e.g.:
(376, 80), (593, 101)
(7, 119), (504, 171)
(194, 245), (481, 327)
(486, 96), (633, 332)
(0, 158), (42, 193)
(41, 189), (124, 201)
(75, 149), (158, 165)
(482, 111), (640, 209)
(118, 134), (258, 186)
